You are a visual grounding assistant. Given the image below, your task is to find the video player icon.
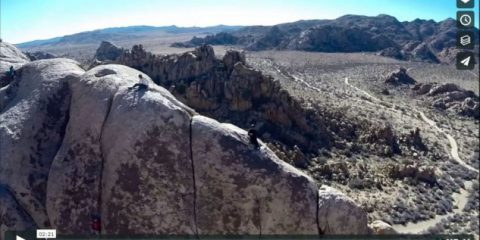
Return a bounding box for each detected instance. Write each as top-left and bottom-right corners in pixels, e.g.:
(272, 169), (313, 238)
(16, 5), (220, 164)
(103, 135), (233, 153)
(16, 236), (25, 240)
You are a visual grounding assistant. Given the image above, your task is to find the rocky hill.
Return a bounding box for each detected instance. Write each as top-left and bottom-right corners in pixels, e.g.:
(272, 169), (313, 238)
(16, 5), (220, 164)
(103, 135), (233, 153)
(0, 42), (394, 236)
(173, 14), (480, 63)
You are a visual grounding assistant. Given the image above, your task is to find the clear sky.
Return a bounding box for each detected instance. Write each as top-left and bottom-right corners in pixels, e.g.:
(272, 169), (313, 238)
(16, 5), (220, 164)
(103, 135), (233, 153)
(1, 0), (478, 44)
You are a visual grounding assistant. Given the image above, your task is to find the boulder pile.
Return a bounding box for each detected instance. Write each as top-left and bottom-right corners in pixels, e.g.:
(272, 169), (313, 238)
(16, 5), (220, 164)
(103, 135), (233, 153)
(386, 163), (437, 186)
(413, 82), (479, 119)
(384, 68), (416, 85)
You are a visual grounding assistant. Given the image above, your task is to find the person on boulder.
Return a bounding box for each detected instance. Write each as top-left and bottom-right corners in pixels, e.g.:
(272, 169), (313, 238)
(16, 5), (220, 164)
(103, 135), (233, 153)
(248, 126), (260, 150)
(7, 66), (15, 79)
(128, 74), (148, 91)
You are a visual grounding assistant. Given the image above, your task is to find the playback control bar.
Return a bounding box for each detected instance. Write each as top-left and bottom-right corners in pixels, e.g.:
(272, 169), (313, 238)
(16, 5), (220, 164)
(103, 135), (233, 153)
(4, 231), (475, 240)
(456, 0), (477, 70)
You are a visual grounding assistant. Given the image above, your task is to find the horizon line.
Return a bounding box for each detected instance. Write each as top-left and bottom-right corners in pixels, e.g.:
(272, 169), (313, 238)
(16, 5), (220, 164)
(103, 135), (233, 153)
(12, 14), (457, 45)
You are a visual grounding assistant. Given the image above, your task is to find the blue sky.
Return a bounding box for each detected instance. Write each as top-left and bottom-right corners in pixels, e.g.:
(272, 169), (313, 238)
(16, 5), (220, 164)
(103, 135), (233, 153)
(1, 0), (478, 44)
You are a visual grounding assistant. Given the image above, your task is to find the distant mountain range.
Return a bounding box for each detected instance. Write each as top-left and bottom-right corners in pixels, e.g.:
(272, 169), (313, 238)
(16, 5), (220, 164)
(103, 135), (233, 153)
(173, 14), (480, 63)
(14, 15), (480, 64)
(16, 25), (242, 48)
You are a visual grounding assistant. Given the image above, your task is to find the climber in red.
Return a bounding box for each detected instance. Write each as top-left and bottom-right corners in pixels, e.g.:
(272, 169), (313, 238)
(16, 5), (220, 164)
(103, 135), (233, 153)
(91, 213), (101, 234)
(128, 74), (149, 91)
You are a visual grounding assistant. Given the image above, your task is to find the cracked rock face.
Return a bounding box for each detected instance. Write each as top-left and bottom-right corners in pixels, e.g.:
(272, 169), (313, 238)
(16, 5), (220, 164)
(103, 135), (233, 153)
(192, 116), (318, 234)
(0, 59), (85, 228)
(1, 43), (369, 236)
(46, 65), (147, 234)
(101, 80), (196, 234)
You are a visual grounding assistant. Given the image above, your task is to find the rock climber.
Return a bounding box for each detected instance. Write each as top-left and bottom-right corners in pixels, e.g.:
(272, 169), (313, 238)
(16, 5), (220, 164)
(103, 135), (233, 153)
(248, 125), (260, 150)
(128, 74), (148, 91)
(8, 66), (15, 78)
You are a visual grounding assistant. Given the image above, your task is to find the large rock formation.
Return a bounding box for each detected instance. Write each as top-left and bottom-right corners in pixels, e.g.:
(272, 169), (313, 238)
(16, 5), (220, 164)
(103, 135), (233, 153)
(95, 43), (423, 172)
(99, 73), (196, 234)
(45, 65), (154, 233)
(94, 41), (125, 62)
(1, 45), (370, 236)
(0, 59), (84, 227)
(413, 82), (479, 119)
(109, 44), (331, 154)
(192, 116), (318, 234)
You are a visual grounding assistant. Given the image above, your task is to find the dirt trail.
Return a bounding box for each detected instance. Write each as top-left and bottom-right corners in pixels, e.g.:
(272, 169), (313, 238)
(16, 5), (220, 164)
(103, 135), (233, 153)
(269, 61), (323, 93)
(343, 77), (478, 233)
(415, 110), (478, 173)
(345, 77), (380, 102)
(392, 181), (473, 234)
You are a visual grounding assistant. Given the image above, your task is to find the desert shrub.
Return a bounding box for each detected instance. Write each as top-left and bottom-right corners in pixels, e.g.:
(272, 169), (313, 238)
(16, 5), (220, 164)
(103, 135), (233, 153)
(348, 177), (364, 189)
